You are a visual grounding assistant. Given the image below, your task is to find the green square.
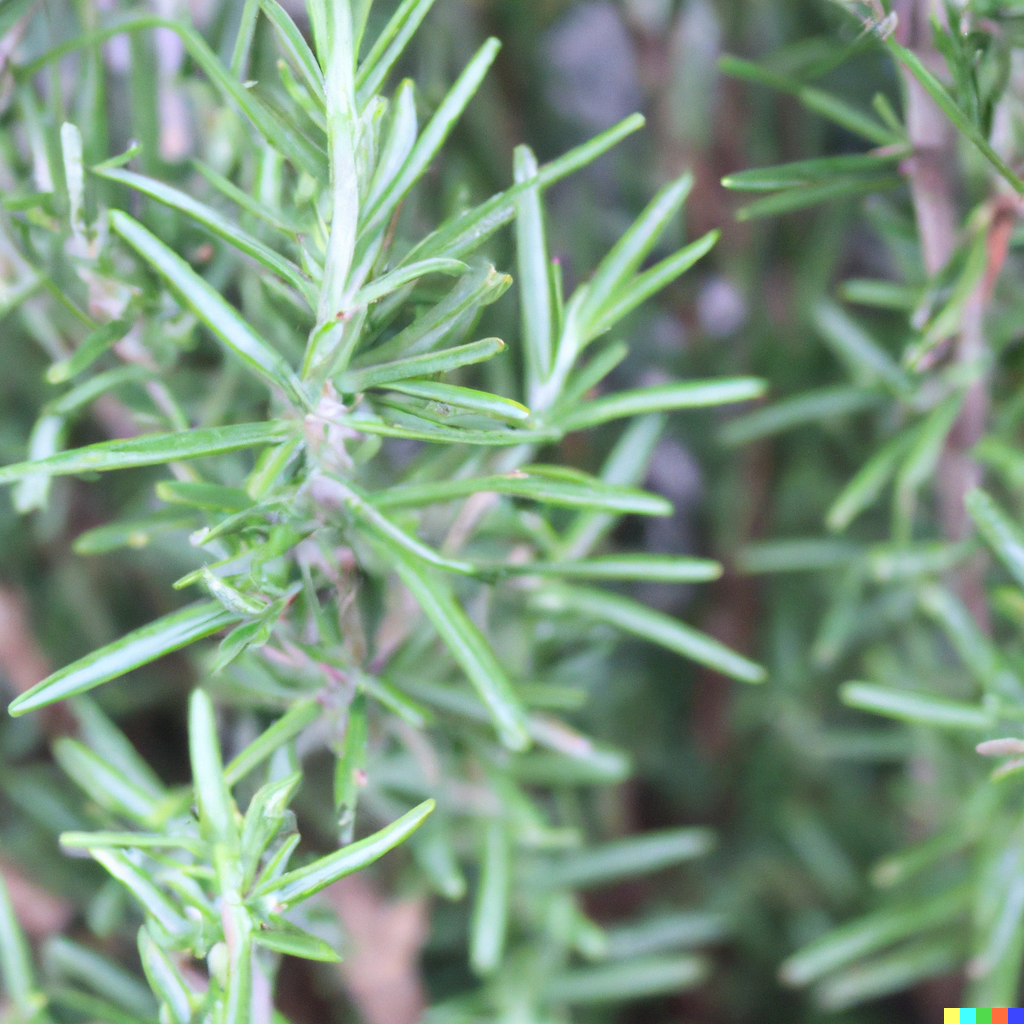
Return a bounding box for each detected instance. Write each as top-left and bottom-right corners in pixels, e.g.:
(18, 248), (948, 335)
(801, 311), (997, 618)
(979, 1009), (994, 1024)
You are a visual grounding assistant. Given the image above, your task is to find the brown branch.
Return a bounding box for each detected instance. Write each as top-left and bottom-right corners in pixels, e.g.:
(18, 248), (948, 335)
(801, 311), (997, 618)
(896, 0), (992, 631)
(327, 875), (428, 1024)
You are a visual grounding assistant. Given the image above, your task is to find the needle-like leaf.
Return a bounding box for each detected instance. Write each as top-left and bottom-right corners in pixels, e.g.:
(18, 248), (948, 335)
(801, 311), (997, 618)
(372, 467), (672, 516)
(0, 421), (297, 484)
(382, 540), (531, 749)
(110, 212), (308, 406)
(337, 337), (506, 391)
(557, 378), (766, 432)
(470, 821), (510, 976)
(9, 602), (240, 716)
(533, 586), (766, 684)
(355, 0), (438, 106)
(361, 39), (501, 234)
(98, 170), (316, 304)
(0, 875), (39, 1018)
(253, 799), (435, 907)
(188, 689), (237, 847)
(840, 683), (994, 730)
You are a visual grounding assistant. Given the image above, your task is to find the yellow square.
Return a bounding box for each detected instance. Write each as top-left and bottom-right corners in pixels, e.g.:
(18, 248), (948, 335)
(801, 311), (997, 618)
(946, 1011), (960, 1024)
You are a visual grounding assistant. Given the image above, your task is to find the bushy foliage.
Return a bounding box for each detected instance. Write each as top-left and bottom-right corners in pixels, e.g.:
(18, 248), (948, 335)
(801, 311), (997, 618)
(12, 0), (1024, 1019)
(0, 0), (770, 1021)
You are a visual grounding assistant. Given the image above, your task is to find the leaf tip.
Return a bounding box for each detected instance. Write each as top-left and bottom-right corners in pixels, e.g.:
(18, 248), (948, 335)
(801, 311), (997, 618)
(7, 681), (49, 717)
(6, 695), (28, 718)
(501, 720), (531, 752)
(736, 660), (768, 684)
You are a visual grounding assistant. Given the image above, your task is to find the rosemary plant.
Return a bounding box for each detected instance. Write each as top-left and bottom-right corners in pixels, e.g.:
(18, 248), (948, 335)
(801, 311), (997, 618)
(720, 0), (1024, 1011)
(0, 0), (766, 1019)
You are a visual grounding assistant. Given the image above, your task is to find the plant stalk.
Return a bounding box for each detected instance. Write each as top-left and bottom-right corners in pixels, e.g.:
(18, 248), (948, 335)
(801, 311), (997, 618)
(319, 0), (358, 326)
(897, 0), (990, 631)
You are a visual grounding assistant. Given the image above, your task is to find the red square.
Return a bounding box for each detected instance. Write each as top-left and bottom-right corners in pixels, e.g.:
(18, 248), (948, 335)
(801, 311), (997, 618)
(995, 1010), (1008, 1024)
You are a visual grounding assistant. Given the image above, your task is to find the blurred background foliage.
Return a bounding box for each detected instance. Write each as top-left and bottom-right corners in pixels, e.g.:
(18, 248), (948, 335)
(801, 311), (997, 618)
(6, 0), (1024, 1021)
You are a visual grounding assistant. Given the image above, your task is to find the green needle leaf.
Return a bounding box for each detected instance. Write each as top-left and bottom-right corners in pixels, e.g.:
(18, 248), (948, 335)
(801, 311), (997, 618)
(490, 555), (722, 583)
(534, 828), (717, 890)
(577, 173), (693, 336)
(723, 153), (906, 191)
(470, 821), (510, 976)
(252, 922), (342, 962)
(110, 211), (308, 406)
(224, 700), (323, 785)
(380, 380), (530, 423)
(9, 602), (240, 716)
(382, 540), (531, 749)
(0, 875), (39, 1018)
(363, 265), (510, 364)
(966, 488), (1024, 590)
(404, 114), (645, 266)
(780, 887), (969, 986)
(812, 301), (910, 394)
(534, 586), (766, 684)
(139, 927), (194, 1024)
(720, 55), (899, 146)
(55, 739), (164, 825)
(587, 230), (720, 336)
(156, 482), (255, 513)
(361, 38), (501, 234)
(337, 338), (506, 391)
(47, 987), (158, 1024)
(557, 378), (766, 432)
(546, 956), (709, 1004)
(337, 409), (556, 447)
(253, 799), (435, 907)
(60, 832), (206, 855)
(886, 39), (1024, 194)
(814, 941), (961, 1012)
(840, 683), (995, 730)
(604, 912), (730, 959)
(734, 176), (903, 221)
(260, 0), (324, 101)
(73, 698), (168, 799)
(42, 938), (157, 1019)
(737, 539), (860, 575)
(720, 386), (882, 447)
(47, 319), (133, 383)
(25, 16), (325, 175)
(0, 421), (298, 484)
(355, 0), (438, 105)
(98, 169), (316, 305)
(373, 467), (672, 516)
(89, 850), (192, 937)
(188, 689), (237, 847)
(44, 366), (154, 418)
(826, 428), (918, 533)
(514, 145), (555, 401)
(352, 258), (467, 306)
(344, 486), (479, 577)
(194, 160), (300, 236)
(73, 510), (198, 555)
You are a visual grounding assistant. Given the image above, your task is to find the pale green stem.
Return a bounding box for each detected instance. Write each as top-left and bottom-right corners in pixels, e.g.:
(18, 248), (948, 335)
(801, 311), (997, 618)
(318, 0), (359, 326)
(531, 294), (586, 416)
(229, 0), (260, 78)
(215, 846), (253, 1024)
